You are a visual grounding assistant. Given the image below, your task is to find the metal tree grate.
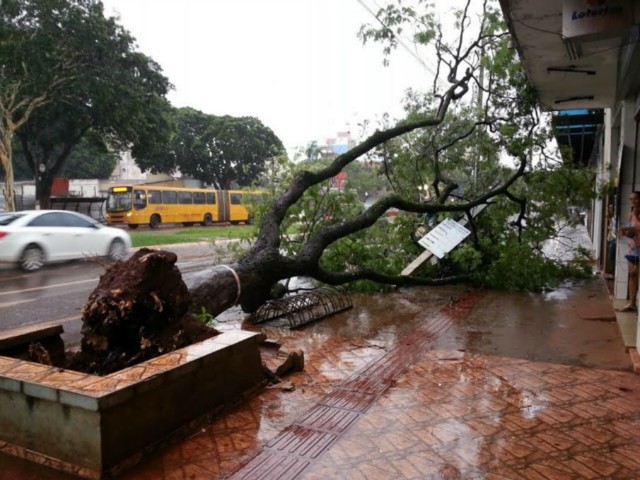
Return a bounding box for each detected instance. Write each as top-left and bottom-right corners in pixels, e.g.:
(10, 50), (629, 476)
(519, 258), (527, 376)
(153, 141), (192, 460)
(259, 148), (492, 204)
(249, 286), (353, 329)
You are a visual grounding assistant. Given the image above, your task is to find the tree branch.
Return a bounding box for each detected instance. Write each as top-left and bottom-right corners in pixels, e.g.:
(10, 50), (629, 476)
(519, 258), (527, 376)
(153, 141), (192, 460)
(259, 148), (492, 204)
(313, 265), (471, 287)
(251, 69), (474, 254)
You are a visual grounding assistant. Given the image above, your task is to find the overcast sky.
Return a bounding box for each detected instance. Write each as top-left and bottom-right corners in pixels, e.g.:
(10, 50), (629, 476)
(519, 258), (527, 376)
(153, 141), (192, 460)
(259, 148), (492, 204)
(100, 0), (433, 154)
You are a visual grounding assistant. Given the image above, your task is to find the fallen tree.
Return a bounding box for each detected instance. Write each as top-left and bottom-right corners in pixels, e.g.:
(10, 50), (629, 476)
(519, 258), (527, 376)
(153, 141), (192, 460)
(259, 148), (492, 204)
(141, 0), (588, 321)
(16, 1), (593, 376)
(183, 0), (590, 317)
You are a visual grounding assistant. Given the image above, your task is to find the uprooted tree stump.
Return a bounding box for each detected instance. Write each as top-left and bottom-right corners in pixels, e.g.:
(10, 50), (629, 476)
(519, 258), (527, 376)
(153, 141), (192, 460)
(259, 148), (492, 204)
(66, 248), (218, 375)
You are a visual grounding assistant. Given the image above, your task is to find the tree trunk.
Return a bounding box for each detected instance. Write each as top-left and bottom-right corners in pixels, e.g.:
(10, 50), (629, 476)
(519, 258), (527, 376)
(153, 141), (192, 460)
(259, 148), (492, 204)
(184, 258), (288, 318)
(0, 135), (16, 212)
(2, 172), (15, 212)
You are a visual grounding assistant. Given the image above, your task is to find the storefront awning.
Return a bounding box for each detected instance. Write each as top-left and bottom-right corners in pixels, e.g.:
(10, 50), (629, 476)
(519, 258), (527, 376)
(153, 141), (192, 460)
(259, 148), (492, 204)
(552, 109), (604, 166)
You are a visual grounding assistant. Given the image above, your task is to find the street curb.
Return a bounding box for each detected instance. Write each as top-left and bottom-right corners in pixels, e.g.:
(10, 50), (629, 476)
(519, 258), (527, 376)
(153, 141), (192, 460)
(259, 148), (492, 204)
(130, 241), (212, 252)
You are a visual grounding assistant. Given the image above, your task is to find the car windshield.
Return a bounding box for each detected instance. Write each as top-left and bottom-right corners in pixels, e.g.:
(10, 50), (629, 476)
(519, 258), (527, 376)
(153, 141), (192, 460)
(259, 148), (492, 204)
(0, 213), (26, 226)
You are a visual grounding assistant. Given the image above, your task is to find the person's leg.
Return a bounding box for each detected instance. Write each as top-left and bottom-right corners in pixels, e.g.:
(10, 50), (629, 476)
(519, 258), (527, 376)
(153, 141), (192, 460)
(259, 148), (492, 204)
(618, 259), (640, 311)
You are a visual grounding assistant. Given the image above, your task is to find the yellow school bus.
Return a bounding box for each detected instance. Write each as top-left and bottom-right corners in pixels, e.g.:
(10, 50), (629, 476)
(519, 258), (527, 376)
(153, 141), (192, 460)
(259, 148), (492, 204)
(105, 185), (257, 229)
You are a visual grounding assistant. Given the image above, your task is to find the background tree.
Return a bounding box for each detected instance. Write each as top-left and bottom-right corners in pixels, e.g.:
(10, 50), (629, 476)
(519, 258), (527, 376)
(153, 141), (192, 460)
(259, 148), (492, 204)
(136, 107), (284, 189)
(1, 0), (71, 210)
(182, 0), (594, 319)
(12, 132), (118, 180)
(294, 151), (385, 202)
(305, 141), (321, 163)
(343, 160), (385, 201)
(1, 0), (172, 210)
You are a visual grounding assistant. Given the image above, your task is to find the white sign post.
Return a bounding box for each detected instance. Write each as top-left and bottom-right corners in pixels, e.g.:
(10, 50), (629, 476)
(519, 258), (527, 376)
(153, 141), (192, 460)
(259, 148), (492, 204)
(401, 204), (488, 276)
(417, 218), (471, 258)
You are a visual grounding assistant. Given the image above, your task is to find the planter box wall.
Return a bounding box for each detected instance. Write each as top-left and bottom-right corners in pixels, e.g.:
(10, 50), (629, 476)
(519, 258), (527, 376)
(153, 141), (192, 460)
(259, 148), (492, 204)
(0, 330), (265, 479)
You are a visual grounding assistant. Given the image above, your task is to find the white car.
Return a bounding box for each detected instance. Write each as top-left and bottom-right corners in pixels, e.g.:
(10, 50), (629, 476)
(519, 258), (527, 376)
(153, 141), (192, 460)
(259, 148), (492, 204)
(0, 210), (132, 272)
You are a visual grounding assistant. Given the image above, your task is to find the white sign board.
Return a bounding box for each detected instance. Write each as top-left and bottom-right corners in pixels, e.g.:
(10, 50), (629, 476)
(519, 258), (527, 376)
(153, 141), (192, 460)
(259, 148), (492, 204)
(417, 218), (471, 259)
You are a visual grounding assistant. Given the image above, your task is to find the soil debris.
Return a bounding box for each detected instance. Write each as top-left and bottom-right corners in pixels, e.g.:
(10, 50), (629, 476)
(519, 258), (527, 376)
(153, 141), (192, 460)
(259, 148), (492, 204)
(65, 248), (218, 375)
(28, 342), (52, 366)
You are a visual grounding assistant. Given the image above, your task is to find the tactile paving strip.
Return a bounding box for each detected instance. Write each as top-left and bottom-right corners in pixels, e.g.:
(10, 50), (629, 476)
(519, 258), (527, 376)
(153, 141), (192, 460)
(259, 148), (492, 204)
(229, 290), (484, 479)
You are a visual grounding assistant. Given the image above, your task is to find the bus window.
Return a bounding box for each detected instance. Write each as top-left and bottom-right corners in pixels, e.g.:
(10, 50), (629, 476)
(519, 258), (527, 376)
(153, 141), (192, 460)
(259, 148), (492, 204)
(133, 190), (147, 210)
(193, 192), (205, 204)
(230, 193), (242, 205)
(148, 190), (162, 205)
(178, 191), (193, 204)
(163, 191), (178, 204)
(206, 192), (216, 204)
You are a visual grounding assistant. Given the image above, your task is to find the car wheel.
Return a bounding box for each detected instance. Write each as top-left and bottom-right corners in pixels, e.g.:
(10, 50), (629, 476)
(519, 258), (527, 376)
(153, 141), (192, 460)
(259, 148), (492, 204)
(19, 244), (45, 272)
(108, 239), (127, 261)
(202, 213), (213, 226)
(150, 214), (161, 229)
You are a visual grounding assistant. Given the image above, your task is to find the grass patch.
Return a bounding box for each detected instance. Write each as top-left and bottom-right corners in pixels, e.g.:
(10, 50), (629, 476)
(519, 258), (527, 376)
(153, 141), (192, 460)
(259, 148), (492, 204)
(130, 225), (257, 247)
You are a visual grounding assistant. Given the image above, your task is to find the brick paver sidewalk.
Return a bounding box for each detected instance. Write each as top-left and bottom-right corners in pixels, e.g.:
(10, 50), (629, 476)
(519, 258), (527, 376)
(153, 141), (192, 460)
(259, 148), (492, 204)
(3, 282), (638, 479)
(120, 284), (640, 480)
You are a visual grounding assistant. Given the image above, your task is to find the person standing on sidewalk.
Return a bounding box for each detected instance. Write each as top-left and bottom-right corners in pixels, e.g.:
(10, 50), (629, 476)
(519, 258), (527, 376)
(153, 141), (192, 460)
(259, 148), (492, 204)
(618, 190), (640, 312)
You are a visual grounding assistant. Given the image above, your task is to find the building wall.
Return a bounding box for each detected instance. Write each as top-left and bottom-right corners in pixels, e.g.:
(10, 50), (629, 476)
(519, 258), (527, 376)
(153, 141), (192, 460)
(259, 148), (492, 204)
(593, 109), (618, 271)
(110, 151), (146, 181)
(614, 99), (640, 301)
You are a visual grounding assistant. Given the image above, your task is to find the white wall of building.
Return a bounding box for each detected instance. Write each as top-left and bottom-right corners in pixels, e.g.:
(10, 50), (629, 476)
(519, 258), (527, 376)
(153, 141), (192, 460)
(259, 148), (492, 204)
(69, 179), (101, 197)
(110, 151), (146, 181)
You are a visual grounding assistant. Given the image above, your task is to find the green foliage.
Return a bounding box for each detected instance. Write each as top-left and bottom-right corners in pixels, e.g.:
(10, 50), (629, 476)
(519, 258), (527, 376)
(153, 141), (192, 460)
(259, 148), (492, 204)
(596, 179), (616, 200)
(305, 141), (321, 162)
(2, 0), (173, 205)
(12, 133), (118, 180)
(344, 161), (386, 200)
(137, 107), (285, 190)
(519, 167), (595, 233)
(461, 238), (592, 292)
(481, 241), (562, 292)
(344, 0), (596, 293)
(285, 186), (358, 257)
(194, 307), (217, 327)
(434, 168), (595, 293)
(236, 0), (596, 296)
(241, 157), (413, 289)
(319, 214), (419, 293)
(358, 2), (437, 67)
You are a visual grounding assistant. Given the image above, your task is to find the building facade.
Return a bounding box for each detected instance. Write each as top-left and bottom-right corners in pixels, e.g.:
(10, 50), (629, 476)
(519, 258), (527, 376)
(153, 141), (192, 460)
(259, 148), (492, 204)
(499, 0), (640, 347)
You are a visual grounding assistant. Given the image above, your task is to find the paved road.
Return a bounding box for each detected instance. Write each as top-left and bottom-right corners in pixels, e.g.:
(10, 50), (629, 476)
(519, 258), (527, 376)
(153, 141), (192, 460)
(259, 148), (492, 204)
(0, 241), (235, 348)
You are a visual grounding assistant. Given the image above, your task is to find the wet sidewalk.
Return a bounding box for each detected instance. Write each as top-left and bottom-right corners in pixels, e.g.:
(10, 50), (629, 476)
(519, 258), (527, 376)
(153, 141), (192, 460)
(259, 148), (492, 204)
(2, 276), (640, 479)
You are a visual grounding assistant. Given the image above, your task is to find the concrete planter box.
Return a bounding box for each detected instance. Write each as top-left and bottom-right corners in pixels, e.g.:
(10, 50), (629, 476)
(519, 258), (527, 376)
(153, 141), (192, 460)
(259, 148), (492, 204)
(0, 330), (265, 479)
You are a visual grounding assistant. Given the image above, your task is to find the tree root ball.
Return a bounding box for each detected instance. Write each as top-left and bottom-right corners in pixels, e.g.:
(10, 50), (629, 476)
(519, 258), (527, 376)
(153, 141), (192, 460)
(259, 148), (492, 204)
(67, 248), (218, 375)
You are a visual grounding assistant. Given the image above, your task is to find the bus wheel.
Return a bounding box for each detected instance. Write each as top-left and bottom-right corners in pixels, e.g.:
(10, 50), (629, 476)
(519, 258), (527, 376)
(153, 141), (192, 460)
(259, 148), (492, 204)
(128, 224), (139, 230)
(202, 213), (213, 226)
(247, 213), (255, 225)
(150, 214), (161, 229)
